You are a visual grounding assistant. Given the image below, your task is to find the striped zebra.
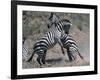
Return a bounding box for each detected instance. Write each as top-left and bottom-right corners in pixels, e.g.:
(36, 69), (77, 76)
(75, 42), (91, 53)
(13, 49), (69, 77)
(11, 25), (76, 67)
(60, 33), (83, 61)
(22, 37), (28, 60)
(48, 13), (83, 62)
(47, 13), (71, 34)
(27, 13), (72, 66)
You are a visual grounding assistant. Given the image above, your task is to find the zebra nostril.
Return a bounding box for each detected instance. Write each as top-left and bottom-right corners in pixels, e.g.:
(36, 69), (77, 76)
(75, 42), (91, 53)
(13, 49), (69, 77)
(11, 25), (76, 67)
(47, 24), (50, 28)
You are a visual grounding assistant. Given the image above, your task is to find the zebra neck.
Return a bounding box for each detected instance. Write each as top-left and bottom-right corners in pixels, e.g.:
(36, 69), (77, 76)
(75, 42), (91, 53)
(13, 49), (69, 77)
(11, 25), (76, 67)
(55, 21), (63, 32)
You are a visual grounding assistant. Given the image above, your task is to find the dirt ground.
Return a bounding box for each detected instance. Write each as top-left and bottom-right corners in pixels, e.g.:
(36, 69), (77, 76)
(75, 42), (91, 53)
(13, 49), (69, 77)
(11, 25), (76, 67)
(22, 28), (90, 69)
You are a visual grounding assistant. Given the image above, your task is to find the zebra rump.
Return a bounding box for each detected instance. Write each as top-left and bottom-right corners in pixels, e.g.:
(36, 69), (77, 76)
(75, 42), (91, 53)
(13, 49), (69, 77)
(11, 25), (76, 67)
(27, 31), (57, 65)
(60, 34), (83, 61)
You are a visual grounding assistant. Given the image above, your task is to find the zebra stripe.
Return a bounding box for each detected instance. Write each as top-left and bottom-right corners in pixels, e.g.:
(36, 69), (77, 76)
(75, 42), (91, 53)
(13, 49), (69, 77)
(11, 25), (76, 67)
(27, 30), (58, 65)
(60, 34), (83, 61)
(22, 44), (28, 60)
(27, 13), (72, 66)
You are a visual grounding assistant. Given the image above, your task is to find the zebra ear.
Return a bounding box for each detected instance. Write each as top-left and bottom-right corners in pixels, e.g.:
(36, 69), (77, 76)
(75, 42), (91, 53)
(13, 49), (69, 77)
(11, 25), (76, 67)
(50, 13), (59, 19)
(51, 12), (54, 16)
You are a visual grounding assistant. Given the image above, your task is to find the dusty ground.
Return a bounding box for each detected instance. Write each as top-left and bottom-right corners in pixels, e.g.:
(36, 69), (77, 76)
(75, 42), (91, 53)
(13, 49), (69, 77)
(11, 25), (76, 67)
(22, 28), (90, 69)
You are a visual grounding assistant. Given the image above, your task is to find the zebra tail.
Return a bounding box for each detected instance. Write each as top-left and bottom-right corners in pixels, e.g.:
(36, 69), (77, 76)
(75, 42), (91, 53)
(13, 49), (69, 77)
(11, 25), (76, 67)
(26, 51), (35, 62)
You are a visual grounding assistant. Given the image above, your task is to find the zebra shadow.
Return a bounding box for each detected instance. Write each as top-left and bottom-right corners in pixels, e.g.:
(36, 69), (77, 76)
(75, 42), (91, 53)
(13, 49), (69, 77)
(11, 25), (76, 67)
(46, 58), (65, 64)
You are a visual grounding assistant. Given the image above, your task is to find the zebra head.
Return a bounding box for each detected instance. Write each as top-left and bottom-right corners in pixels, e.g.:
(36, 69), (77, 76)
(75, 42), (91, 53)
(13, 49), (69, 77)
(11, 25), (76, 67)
(62, 19), (72, 34)
(47, 13), (72, 34)
(47, 13), (60, 28)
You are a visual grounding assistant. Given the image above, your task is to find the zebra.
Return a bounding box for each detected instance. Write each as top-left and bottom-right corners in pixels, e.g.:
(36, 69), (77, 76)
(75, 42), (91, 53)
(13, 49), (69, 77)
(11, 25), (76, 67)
(47, 13), (72, 55)
(47, 13), (83, 62)
(47, 13), (71, 34)
(22, 37), (28, 60)
(27, 13), (72, 66)
(60, 33), (83, 62)
(27, 31), (64, 66)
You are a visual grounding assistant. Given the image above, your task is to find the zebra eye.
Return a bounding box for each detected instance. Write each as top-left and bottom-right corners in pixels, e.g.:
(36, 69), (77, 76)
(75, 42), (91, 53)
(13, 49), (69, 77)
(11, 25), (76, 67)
(48, 17), (52, 21)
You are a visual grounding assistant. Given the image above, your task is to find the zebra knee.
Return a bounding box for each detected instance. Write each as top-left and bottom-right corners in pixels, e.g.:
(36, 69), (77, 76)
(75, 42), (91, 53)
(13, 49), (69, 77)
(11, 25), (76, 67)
(68, 53), (74, 62)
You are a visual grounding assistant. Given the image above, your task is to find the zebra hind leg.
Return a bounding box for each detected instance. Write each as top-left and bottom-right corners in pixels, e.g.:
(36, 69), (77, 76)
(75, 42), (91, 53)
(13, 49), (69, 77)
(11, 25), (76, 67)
(41, 50), (47, 64)
(66, 49), (75, 62)
(67, 51), (75, 62)
(37, 56), (42, 67)
(26, 51), (35, 62)
(41, 51), (51, 67)
(78, 51), (84, 59)
(37, 51), (45, 67)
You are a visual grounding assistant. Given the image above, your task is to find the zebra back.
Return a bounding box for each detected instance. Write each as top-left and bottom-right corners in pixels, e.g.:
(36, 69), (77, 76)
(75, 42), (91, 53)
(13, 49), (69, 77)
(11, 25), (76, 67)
(33, 30), (58, 54)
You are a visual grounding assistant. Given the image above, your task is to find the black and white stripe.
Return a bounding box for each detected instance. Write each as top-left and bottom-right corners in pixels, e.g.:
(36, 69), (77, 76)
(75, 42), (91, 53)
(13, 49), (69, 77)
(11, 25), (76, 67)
(60, 34), (83, 61)
(22, 45), (28, 60)
(27, 30), (62, 66)
(48, 13), (83, 61)
(47, 13), (71, 34)
(27, 13), (72, 66)
(22, 37), (28, 60)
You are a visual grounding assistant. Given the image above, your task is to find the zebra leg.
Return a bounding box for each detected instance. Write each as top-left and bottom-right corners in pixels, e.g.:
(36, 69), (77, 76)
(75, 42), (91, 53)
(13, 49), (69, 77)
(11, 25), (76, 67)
(37, 51), (45, 67)
(61, 46), (65, 55)
(37, 56), (42, 66)
(77, 50), (84, 59)
(71, 49), (84, 60)
(68, 49), (83, 62)
(67, 50), (75, 62)
(41, 50), (47, 64)
(58, 39), (65, 55)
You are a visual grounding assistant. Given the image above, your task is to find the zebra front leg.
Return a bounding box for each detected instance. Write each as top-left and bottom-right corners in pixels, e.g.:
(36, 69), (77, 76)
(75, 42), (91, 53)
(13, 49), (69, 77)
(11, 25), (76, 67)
(58, 39), (65, 55)
(61, 46), (65, 55)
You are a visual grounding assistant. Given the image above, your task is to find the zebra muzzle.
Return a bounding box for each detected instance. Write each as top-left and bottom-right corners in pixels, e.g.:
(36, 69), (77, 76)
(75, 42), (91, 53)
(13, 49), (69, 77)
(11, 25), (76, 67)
(47, 24), (51, 28)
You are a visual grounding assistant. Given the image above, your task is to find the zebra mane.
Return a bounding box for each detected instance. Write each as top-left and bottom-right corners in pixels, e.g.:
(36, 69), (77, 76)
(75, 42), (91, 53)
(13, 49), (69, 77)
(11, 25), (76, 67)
(54, 19), (72, 30)
(60, 19), (71, 23)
